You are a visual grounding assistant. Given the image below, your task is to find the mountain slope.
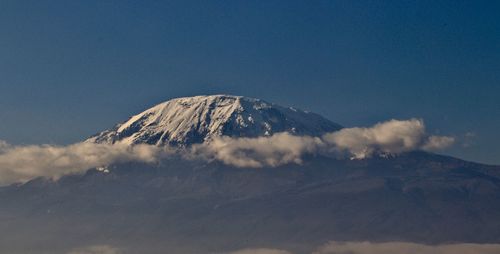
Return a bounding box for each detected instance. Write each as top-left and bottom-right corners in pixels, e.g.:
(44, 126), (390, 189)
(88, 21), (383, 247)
(86, 95), (342, 146)
(1, 153), (500, 254)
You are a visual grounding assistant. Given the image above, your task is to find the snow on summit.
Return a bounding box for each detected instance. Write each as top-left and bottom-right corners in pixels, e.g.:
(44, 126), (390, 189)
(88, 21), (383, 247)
(86, 95), (342, 146)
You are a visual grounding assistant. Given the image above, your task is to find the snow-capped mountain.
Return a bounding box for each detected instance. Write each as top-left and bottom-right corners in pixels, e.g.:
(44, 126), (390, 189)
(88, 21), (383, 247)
(86, 95), (342, 146)
(2, 95), (500, 254)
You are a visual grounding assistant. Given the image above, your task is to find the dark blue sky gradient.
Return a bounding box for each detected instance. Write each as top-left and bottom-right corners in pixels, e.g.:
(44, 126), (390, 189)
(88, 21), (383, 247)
(0, 0), (499, 164)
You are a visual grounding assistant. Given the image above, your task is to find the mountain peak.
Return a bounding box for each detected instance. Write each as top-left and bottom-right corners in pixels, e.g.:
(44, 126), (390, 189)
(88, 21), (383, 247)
(86, 95), (342, 146)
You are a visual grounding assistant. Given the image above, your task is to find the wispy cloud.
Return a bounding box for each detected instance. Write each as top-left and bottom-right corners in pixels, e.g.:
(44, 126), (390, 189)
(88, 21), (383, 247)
(224, 241), (500, 254)
(313, 241), (500, 254)
(226, 248), (292, 254)
(462, 131), (477, 148)
(67, 245), (122, 254)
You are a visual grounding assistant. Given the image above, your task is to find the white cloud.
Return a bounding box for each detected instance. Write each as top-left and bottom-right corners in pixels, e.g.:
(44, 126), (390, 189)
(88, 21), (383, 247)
(195, 119), (454, 166)
(190, 133), (323, 168)
(0, 119), (454, 185)
(422, 135), (456, 151)
(323, 119), (454, 159)
(218, 242), (500, 254)
(0, 142), (173, 186)
(313, 241), (500, 254)
(226, 248), (292, 254)
(67, 245), (121, 254)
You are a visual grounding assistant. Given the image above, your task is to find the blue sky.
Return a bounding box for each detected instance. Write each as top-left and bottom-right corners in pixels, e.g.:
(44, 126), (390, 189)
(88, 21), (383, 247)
(0, 0), (499, 164)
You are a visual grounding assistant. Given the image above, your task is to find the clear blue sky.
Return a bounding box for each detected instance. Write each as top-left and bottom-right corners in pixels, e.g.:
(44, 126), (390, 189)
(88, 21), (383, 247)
(0, 0), (499, 164)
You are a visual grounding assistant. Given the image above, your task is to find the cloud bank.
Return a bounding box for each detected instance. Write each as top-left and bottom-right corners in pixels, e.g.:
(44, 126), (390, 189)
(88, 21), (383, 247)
(313, 241), (500, 254)
(227, 248), (292, 254)
(196, 119), (454, 166)
(0, 119), (454, 186)
(61, 241), (500, 254)
(67, 245), (122, 254)
(190, 133), (323, 167)
(323, 119), (454, 159)
(227, 241), (500, 254)
(0, 142), (172, 186)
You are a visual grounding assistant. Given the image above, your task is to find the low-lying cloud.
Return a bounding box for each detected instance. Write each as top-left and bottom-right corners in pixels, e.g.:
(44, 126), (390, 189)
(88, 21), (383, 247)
(0, 142), (172, 186)
(67, 244), (122, 254)
(323, 119), (454, 159)
(226, 241), (500, 254)
(226, 248), (292, 254)
(196, 119), (454, 166)
(190, 133), (323, 167)
(313, 241), (500, 254)
(0, 119), (454, 186)
(61, 242), (500, 254)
